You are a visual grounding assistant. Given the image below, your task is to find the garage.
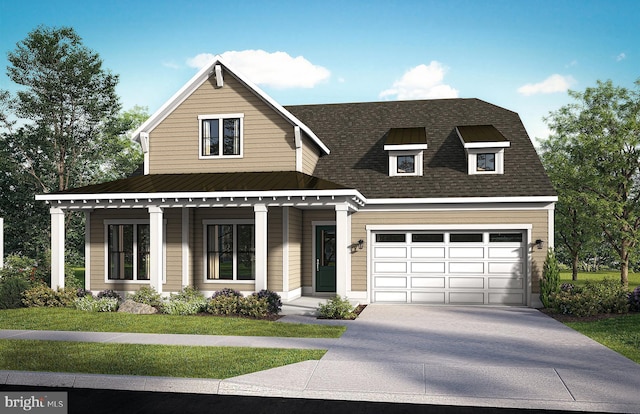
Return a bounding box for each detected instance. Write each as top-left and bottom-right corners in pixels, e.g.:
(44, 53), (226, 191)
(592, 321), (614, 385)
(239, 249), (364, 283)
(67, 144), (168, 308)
(371, 231), (527, 305)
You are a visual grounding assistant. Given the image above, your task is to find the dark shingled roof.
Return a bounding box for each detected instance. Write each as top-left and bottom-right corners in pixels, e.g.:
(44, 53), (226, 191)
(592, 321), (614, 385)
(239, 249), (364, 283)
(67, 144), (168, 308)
(457, 125), (508, 144)
(58, 171), (349, 194)
(385, 127), (427, 146)
(286, 98), (556, 199)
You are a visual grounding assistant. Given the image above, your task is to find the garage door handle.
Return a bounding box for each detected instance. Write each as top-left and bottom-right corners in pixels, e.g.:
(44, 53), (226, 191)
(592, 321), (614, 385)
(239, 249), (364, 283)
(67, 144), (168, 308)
(316, 259), (320, 272)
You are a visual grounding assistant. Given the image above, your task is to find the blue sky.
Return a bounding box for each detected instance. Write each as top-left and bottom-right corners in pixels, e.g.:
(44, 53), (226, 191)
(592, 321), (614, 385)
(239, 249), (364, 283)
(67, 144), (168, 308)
(1, 0), (638, 143)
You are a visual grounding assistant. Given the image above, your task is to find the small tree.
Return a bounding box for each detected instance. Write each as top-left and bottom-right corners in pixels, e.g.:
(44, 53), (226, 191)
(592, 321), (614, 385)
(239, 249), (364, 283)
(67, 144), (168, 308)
(540, 249), (560, 308)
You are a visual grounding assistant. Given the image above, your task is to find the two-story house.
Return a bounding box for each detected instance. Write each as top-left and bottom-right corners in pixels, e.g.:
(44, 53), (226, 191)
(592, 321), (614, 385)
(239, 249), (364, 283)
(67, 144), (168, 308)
(37, 56), (556, 307)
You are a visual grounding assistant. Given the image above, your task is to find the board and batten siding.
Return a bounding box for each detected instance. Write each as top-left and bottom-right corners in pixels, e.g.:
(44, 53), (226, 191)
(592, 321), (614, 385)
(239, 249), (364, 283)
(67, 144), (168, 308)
(149, 70), (297, 174)
(350, 209), (550, 295)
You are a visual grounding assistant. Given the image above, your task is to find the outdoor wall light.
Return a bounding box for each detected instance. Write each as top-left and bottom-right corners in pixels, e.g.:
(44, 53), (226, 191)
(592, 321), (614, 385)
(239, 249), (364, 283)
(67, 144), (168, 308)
(358, 239), (364, 250)
(535, 239), (544, 250)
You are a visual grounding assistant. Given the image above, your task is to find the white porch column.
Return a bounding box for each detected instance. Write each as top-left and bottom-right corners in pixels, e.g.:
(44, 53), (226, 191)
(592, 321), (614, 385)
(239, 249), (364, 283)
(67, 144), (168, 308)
(50, 207), (65, 290)
(254, 204), (268, 292)
(148, 206), (164, 294)
(84, 211), (91, 291)
(181, 207), (190, 288)
(335, 204), (350, 298)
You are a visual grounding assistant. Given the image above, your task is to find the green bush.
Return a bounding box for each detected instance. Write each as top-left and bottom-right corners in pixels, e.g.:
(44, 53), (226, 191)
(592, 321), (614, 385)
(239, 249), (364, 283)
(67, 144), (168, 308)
(317, 295), (355, 319)
(163, 287), (207, 315)
(553, 279), (630, 317)
(238, 296), (270, 318)
(0, 276), (31, 309)
(74, 296), (119, 312)
(127, 286), (163, 308)
(21, 285), (77, 308)
(253, 290), (282, 315)
(540, 249), (560, 308)
(206, 295), (240, 316)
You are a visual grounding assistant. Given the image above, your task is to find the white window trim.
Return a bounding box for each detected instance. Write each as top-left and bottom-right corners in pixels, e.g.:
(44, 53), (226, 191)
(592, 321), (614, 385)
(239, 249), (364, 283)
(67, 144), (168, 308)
(202, 219), (255, 283)
(198, 113), (244, 159)
(389, 150), (423, 177)
(103, 219), (166, 284)
(467, 148), (505, 175)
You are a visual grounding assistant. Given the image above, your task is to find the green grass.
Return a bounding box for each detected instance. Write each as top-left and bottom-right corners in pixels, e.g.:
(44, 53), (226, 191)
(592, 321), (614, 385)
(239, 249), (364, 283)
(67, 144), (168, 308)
(559, 270), (640, 289)
(0, 339), (325, 379)
(0, 308), (345, 338)
(565, 313), (640, 364)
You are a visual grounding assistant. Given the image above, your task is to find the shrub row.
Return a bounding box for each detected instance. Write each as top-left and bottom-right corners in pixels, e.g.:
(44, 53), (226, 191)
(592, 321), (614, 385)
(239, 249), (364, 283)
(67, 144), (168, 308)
(552, 279), (632, 317)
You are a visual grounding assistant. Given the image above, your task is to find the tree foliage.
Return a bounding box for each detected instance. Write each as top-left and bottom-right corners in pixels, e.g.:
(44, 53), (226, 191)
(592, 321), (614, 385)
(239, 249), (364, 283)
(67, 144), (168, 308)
(543, 79), (640, 287)
(0, 25), (146, 258)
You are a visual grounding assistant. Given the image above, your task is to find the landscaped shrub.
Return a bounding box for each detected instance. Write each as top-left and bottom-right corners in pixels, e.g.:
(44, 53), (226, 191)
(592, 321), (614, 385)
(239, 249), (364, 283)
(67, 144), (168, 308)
(253, 290), (282, 315)
(164, 287), (207, 315)
(76, 288), (93, 298)
(553, 279), (630, 317)
(540, 249), (560, 308)
(629, 286), (640, 312)
(127, 286), (163, 308)
(0, 255), (43, 309)
(74, 295), (119, 312)
(0, 276), (31, 309)
(206, 294), (240, 316)
(97, 289), (122, 301)
(211, 288), (242, 299)
(317, 295), (355, 319)
(238, 296), (270, 318)
(21, 285), (77, 308)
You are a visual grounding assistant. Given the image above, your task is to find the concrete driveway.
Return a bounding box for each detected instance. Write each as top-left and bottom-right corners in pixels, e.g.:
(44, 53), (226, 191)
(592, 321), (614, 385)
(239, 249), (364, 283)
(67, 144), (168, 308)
(226, 305), (640, 413)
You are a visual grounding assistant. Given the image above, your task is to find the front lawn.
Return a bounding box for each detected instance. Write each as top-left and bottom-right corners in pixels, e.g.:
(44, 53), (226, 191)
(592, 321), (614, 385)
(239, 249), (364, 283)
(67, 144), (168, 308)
(0, 339), (325, 379)
(560, 270), (640, 289)
(0, 308), (345, 338)
(564, 313), (640, 364)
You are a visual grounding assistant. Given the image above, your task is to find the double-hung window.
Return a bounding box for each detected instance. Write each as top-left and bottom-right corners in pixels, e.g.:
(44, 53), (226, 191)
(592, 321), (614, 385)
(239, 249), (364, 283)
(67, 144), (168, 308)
(199, 114), (243, 158)
(205, 220), (255, 281)
(107, 223), (150, 281)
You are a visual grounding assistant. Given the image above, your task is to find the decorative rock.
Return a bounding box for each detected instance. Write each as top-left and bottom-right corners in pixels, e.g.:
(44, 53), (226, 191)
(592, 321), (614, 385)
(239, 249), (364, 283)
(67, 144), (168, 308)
(117, 299), (158, 314)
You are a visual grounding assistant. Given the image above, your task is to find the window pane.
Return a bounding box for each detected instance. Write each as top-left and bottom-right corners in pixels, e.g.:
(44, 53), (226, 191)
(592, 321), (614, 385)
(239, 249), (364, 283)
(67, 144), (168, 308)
(206, 226), (217, 280)
(202, 119), (219, 156)
(376, 234), (406, 243)
(108, 224), (133, 280)
(237, 224), (255, 280)
(489, 233), (523, 243)
(397, 155), (415, 173)
(222, 118), (240, 155)
(412, 234), (444, 243)
(450, 233), (483, 243)
(137, 224), (150, 280)
(477, 153), (495, 171)
(218, 225), (234, 280)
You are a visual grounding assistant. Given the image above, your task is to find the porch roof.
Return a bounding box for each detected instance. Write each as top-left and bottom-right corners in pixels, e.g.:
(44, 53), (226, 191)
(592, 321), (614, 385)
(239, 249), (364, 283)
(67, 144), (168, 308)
(36, 171), (366, 210)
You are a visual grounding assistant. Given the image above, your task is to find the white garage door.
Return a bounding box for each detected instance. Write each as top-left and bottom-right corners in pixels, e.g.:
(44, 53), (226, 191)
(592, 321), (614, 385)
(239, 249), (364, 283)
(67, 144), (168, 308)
(371, 231), (526, 305)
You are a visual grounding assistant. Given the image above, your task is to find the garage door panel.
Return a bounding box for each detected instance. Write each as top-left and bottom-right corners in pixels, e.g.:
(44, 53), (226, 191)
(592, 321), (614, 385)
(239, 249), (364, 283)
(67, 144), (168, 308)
(374, 277), (407, 288)
(412, 292), (445, 304)
(489, 247), (522, 258)
(449, 262), (484, 273)
(412, 277), (445, 288)
(411, 262), (445, 273)
(449, 247), (485, 258)
(488, 262), (523, 275)
(375, 247), (407, 258)
(489, 293), (524, 304)
(411, 247), (445, 258)
(371, 231), (526, 306)
(449, 292), (484, 304)
(374, 262), (407, 273)
(450, 277), (484, 289)
(375, 291), (407, 302)
(489, 277), (524, 289)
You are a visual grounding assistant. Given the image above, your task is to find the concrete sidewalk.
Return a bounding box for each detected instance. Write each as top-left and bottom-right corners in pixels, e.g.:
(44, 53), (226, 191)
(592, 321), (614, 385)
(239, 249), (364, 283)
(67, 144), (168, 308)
(2, 304), (640, 413)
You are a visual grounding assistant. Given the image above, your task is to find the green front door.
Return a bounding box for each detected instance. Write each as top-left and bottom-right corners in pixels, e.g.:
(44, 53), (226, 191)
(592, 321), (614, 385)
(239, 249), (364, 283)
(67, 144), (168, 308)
(315, 225), (336, 292)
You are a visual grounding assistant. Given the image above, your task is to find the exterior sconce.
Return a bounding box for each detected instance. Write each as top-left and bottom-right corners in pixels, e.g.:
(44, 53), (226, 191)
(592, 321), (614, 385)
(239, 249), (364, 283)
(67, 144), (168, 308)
(358, 239), (364, 250)
(535, 239), (544, 250)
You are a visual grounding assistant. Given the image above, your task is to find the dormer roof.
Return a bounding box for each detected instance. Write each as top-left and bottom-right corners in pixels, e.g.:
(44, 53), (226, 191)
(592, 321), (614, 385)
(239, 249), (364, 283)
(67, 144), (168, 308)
(383, 127), (428, 150)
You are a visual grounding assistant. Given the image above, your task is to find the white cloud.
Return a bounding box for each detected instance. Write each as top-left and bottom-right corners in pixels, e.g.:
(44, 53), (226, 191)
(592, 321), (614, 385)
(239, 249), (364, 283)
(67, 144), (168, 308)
(162, 61), (181, 70)
(186, 50), (330, 89)
(379, 62), (459, 100)
(517, 74), (576, 96)
(616, 52), (627, 62)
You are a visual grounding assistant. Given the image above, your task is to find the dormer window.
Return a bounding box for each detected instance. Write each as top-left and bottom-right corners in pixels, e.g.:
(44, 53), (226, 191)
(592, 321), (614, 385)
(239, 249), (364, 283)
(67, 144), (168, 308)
(384, 127), (428, 177)
(456, 125), (510, 175)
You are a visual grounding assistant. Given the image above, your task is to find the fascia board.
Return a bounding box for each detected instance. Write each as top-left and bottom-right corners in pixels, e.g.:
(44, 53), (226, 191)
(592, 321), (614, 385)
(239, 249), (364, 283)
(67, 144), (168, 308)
(464, 141), (511, 149)
(383, 144), (428, 151)
(365, 196), (558, 205)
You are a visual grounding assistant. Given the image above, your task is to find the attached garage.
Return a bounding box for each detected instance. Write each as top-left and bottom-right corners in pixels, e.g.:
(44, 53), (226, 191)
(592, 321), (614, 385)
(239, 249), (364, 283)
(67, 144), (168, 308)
(371, 230), (527, 305)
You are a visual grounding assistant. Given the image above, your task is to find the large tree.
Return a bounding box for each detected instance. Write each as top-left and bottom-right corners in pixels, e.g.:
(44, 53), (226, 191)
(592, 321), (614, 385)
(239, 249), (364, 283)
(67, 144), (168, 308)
(543, 79), (640, 287)
(5, 25), (121, 193)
